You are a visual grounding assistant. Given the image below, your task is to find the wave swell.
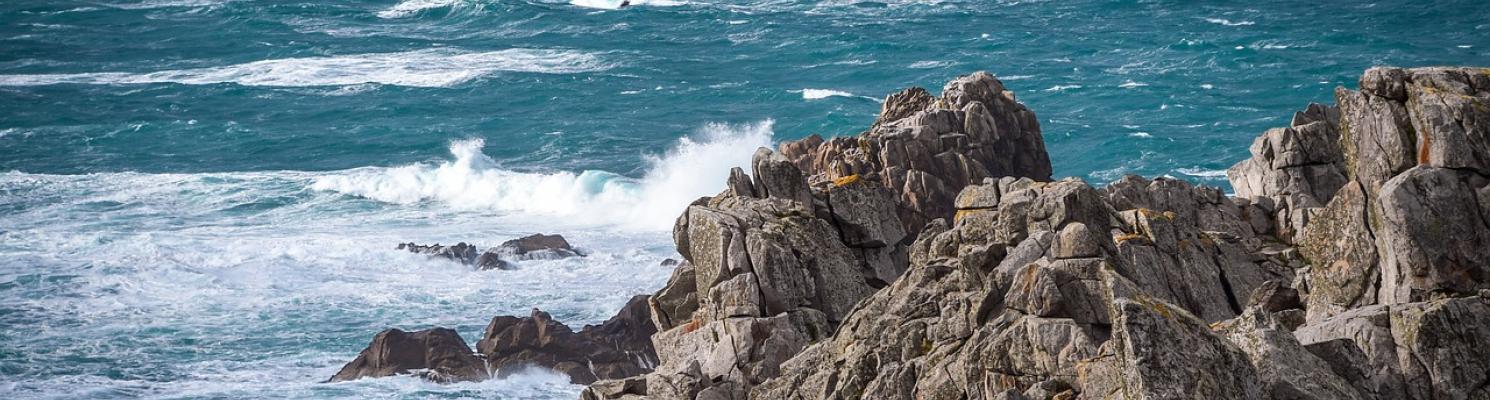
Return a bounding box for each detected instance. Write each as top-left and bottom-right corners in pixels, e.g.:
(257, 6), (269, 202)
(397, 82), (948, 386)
(0, 48), (609, 88)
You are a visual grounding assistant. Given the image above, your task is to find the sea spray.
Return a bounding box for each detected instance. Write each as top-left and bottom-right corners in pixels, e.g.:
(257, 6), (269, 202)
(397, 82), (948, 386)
(310, 120), (774, 230)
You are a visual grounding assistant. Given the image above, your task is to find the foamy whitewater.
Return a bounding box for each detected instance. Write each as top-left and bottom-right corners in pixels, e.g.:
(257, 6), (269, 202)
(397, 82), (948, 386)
(0, 49), (609, 88)
(2, 0), (1488, 398)
(0, 123), (767, 398)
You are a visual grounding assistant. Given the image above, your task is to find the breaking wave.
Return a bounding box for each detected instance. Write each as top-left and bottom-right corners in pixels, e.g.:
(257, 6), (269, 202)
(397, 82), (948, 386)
(0, 48), (610, 88)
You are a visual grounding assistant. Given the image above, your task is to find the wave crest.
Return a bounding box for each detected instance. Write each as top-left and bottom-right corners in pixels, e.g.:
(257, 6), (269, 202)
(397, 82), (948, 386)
(0, 48), (610, 88)
(311, 121), (775, 230)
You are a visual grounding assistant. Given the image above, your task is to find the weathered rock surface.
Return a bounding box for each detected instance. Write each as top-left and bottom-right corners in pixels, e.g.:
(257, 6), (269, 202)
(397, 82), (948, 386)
(750, 174), (1288, 399)
(477, 295), (658, 385)
(328, 328), (488, 383)
(776, 71), (1053, 234)
(1229, 67), (1490, 322)
(584, 72), (1056, 399)
(585, 67), (1490, 400)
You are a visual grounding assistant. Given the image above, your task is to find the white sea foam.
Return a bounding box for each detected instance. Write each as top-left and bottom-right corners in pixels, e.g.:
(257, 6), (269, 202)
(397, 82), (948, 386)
(909, 60), (953, 69)
(0, 48), (610, 88)
(1129, 132), (1152, 138)
(1177, 167), (1228, 178)
(311, 121), (774, 230)
(798, 88), (878, 101)
(1118, 80), (1148, 88)
(1205, 17), (1255, 26)
(0, 166), (674, 399)
(377, 0), (463, 18)
(1044, 84), (1083, 92)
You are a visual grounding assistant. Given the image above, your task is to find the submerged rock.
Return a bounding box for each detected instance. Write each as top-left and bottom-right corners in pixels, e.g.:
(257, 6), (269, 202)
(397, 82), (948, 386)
(327, 328), (488, 383)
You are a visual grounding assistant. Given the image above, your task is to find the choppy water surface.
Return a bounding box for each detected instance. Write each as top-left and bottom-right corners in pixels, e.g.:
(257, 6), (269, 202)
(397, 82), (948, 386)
(2, 0), (1487, 398)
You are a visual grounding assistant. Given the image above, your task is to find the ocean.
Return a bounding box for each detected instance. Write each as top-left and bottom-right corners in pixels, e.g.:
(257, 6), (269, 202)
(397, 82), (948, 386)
(1, 0), (1486, 398)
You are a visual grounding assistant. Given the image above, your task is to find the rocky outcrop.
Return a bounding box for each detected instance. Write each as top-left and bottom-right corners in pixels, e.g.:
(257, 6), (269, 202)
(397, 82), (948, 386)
(587, 67), (1490, 400)
(327, 328), (488, 383)
(777, 71), (1053, 234)
(1228, 67), (1490, 323)
(750, 175), (1290, 399)
(398, 233), (585, 271)
(477, 295), (658, 385)
(330, 297), (658, 387)
(583, 72), (1053, 399)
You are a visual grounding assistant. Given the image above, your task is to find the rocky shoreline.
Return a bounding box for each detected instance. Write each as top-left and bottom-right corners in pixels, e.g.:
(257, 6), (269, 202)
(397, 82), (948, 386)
(331, 67), (1490, 400)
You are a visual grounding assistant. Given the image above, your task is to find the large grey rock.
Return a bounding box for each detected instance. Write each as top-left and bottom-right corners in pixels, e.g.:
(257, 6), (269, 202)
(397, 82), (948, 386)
(826, 178), (907, 248)
(1215, 306), (1367, 400)
(1375, 167), (1490, 304)
(1299, 181), (1380, 322)
(1296, 296), (1490, 400)
(1084, 293), (1266, 400)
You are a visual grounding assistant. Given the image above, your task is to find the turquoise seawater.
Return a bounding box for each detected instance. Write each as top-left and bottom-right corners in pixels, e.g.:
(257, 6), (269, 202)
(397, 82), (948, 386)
(0, 0), (1487, 398)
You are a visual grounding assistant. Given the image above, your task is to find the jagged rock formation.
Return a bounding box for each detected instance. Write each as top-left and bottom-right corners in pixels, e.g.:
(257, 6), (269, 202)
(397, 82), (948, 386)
(397, 233), (585, 271)
(777, 71), (1053, 234)
(1226, 67), (1490, 323)
(580, 72), (1055, 399)
(586, 67), (1490, 400)
(477, 295), (658, 385)
(330, 297), (659, 386)
(327, 328), (489, 383)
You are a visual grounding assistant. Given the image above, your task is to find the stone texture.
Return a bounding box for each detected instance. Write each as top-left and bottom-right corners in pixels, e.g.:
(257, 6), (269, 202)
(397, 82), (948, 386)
(476, 296), (658, 385)
(328, 328), (488, 383)
(589, 67), (1490, 400)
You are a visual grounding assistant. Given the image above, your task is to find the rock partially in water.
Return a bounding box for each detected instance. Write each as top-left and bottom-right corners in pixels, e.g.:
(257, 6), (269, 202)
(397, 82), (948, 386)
(492, 233), (585, 260)
(399, 233), (585, 271)
(475, 295), (658, 385)
(396, 242), (479, 265)
(327, 328), (488, 383)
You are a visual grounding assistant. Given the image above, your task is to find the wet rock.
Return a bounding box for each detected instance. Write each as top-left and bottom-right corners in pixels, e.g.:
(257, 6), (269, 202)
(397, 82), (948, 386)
(476, 295), (658, 385)
(328, 328), (488, 383)
(491, 233), (585, 261)
(397, 242), (479, 265)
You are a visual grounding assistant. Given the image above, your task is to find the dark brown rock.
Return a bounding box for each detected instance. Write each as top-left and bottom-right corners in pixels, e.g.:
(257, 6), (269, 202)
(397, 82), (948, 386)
(328, 328), (488, 383)
(477, 295), (658, 385)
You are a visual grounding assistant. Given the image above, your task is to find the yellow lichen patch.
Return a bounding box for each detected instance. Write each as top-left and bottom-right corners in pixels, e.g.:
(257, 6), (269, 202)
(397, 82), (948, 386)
(1113, 232), (1145, 243)
(832, 174), (862, 187)
(1161, 211), (1177, 221)
(1150, 299), (1174, 320)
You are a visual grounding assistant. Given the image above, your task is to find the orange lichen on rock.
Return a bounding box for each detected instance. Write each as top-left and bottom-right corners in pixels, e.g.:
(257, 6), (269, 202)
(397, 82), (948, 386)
(832, 174), (862, 187)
